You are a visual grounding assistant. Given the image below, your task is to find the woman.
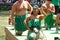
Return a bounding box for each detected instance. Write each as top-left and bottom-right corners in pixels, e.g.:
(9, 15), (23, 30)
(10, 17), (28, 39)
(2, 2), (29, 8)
(9, 0), (33, 35)
(24, 5), (45, 40)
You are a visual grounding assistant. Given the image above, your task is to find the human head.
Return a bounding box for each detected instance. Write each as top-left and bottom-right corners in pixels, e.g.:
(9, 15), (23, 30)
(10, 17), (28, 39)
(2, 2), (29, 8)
(32, 5), (40, 15)
(46, 0), (52, 5)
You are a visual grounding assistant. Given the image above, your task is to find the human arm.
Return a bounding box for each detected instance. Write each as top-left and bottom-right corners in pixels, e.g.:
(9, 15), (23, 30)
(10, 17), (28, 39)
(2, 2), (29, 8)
(47, 4), (55, 13)
(24, 17), (31, 31)
(9, 3), (16, 25)
(27, 1), (33, 14)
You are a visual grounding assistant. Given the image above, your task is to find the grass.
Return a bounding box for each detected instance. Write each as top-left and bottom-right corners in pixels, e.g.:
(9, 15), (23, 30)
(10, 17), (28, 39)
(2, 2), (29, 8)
(0, 11), (10, 40)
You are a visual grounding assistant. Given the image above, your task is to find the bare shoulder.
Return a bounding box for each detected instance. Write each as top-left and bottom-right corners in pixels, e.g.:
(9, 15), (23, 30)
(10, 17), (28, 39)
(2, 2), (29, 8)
(41, 3), (46, 8)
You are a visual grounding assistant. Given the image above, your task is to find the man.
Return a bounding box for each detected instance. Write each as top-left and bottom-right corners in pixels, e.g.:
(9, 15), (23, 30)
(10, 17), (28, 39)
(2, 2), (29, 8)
(40, 0), (55, 30)
(56, 13), (60, 33)
(56, 6), (60, 33)
(9, 0), (33, 35)
(52, 0), (60, 33)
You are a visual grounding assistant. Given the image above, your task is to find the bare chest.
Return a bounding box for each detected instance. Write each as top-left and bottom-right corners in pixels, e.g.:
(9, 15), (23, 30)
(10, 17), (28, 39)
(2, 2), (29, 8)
(16, 2), (28, 10)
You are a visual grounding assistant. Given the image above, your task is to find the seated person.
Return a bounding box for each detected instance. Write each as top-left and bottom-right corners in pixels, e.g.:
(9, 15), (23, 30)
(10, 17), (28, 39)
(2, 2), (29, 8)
(9, 0), (33, 35)
(56, 7), (60, 32)
(40, 0), (56, 30)
(24, 5), (45, 40)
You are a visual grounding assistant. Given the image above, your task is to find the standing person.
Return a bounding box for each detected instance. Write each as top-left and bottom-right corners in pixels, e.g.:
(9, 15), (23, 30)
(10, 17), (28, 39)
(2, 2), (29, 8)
(9, 0), (33, 35)
(52, 0), (60, 14)
(56, 7), (60, 33)
(56, 13), (60, 33)
(24, 5), (46, 40)
(40, 0), (55, 30)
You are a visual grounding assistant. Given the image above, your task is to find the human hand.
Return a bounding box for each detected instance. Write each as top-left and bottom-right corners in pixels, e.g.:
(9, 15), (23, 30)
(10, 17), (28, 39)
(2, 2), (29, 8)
(9, 18), (14, 25)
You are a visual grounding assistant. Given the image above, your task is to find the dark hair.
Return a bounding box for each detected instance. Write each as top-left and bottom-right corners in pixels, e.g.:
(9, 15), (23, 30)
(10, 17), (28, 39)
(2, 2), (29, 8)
(47, 0), (52, 1)
(31, 10), (41, 15)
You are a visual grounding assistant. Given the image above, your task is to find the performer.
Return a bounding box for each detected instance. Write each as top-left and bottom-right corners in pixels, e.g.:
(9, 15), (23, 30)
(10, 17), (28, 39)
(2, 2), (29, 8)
(9, 0), (33, 35)
(24, 5), (45, 40)
(56, 7), (60, 33)
(40, 0), (56, 30)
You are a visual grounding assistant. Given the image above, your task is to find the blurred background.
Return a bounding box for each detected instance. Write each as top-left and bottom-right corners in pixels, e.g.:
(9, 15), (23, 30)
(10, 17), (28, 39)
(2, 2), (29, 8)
(0, 0), (17, 40)
(0, 0), (60, 40)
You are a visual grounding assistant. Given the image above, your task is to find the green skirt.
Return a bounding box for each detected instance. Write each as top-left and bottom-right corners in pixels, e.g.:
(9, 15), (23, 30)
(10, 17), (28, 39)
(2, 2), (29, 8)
(15, 14), (27, 31)
(44, 14), (56, 28)
(28, 19), (41, 29)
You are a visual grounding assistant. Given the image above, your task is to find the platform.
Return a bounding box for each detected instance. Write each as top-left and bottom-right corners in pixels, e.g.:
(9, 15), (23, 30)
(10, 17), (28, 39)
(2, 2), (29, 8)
(5, 26), (28, 40)
(5, 26), (60, 40)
